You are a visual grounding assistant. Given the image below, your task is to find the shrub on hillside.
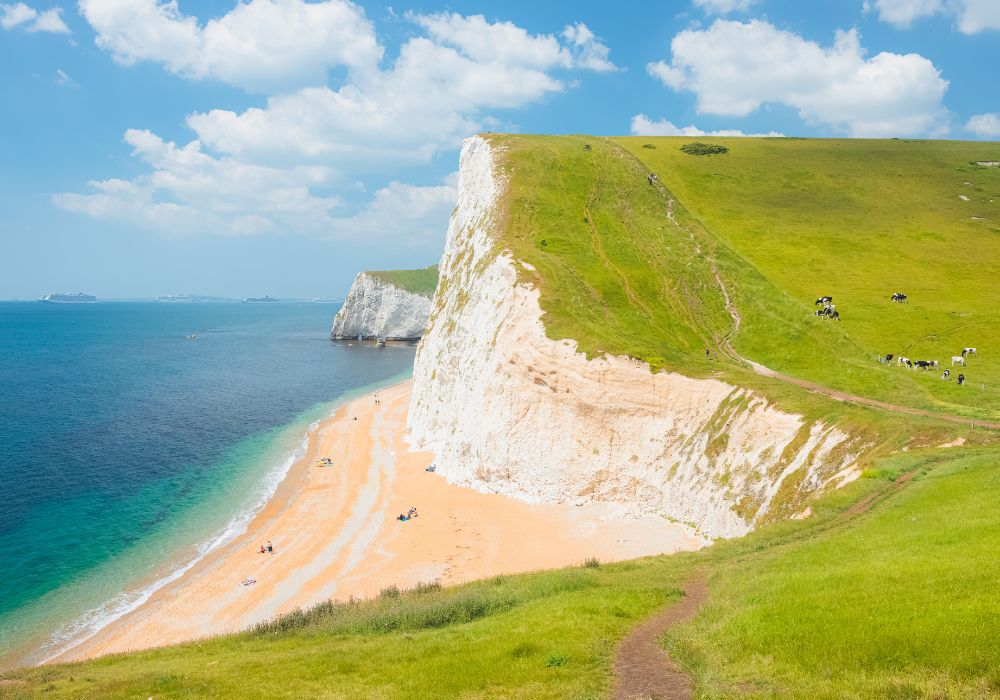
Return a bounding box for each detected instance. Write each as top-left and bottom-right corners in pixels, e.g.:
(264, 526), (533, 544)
(681, 142), (729, 156)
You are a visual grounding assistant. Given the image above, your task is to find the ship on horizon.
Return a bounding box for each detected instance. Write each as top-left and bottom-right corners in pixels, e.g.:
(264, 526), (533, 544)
(40, 292), (97, 304)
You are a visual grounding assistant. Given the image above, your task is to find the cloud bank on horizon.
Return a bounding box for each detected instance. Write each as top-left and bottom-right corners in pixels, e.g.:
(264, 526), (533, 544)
(14, 0), (997, 245)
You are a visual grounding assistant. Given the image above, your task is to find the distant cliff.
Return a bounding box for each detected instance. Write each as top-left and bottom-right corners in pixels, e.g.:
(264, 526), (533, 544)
(331, 266), (438, 341)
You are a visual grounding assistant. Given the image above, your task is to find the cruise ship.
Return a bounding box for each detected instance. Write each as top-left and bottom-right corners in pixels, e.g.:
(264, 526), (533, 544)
(40, 292), (97, 304)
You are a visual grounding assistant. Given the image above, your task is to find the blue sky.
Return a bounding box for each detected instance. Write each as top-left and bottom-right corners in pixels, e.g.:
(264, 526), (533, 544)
(1, 0), (998, 299)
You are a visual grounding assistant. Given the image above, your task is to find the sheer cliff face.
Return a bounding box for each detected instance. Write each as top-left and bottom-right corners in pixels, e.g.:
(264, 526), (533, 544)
(409, 137), (858, 539)
(331, 273), (432, 341)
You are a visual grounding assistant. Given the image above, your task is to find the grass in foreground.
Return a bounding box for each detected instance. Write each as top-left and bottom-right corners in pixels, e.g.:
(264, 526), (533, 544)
(671, 449), (1000, 698)
(5, 448), (999, 698)
(368, 265), (439, 298)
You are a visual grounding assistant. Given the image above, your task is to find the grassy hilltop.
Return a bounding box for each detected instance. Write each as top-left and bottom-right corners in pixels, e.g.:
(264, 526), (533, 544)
(6, 137), (1000, 698)
(492, 134), (1000, 422)
(367, 265), (439, 298)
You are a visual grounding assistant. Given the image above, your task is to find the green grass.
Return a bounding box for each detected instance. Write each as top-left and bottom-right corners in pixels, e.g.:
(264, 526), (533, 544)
(492, 135), (731, 375)
(368, 265), (439, 298)
(669, 449), (1000, 698)
(616, 136), (1000, 421)
(6, 448), (999, 698)
(485, 135), (1000, 422)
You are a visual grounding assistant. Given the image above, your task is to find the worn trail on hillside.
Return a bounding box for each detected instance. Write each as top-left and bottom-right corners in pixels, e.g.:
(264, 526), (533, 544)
(612, 579), (707, 700)
(665, 188), (1000, 429)
(612, 464), (923, 698)
(617, 142), (1000, 429)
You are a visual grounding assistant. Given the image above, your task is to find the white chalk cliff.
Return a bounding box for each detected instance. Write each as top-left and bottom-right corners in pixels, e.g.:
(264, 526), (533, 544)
(408, 137), (859, 539)
(331, 273), (433, 341)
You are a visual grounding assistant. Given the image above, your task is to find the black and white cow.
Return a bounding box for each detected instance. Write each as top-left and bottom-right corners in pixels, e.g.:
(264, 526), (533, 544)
(958, 373), (966, 385)
(962, 347), (978, 358)
(815, 296), (833, 305)
(942, 369), (950, 380)
(892, 292), (908, 303)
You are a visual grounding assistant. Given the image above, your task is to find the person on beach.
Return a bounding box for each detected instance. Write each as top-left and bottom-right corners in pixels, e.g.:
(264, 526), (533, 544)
(266, 540), (273, 553)
(259, 544), (266, 554)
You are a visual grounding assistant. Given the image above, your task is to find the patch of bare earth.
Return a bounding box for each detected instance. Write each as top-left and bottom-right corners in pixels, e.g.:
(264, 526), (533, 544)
(612, 579), (707, 700)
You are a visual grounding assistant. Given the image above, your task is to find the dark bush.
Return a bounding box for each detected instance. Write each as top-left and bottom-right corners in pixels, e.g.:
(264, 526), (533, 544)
(681, 142), (729, 156)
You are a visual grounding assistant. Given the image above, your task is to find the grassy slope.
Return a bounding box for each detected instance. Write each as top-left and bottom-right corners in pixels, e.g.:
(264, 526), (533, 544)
(488, 135), (1000, 421)
(368, 265), (439, 298)
(616, 137), (1000, 421)
(672, 449), (1000, 698)
(6, 449), (999, 698)
(492, 134), (732, 373)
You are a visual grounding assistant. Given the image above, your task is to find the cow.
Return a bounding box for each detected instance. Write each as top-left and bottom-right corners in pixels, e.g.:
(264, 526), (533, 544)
(831, 310), (840, 320)
(915, 360), (932, 370)
(884, 353), (894, 363)
(942, 369), (951, 380)
(898, 356), (909, 367)
(815, 309), (826, 317)
(892, 292), (908, 303)
(815, 296), (833, 305)
(958, 373), (966, 386)
(962, 347), (978, 358)
(952, 356), (965, 366)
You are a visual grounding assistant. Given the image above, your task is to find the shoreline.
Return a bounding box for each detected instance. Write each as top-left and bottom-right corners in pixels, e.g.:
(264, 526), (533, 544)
(44, 380), (705, 664)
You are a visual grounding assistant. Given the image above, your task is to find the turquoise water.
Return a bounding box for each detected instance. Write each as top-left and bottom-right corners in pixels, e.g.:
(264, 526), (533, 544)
(0, 301), (415, 666)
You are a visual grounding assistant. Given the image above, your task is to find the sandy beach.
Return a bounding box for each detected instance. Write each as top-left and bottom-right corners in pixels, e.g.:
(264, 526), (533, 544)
(52, 380), (704, 662)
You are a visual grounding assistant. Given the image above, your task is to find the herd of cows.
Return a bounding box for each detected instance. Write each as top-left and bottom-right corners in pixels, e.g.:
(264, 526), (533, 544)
(813, 295), (840, 320)
(812, 293), (980, 386)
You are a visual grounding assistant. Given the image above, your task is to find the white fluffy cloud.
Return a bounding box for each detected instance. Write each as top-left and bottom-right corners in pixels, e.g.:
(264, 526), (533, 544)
(869, 0), (1000, 33)
(562, 22), (618, 72)
(182, 19), (600, 168)
(866, 0), (943, 27)
(692, 0), (756, 14)
(58, 9), (614, 238)
(54, 129), (342, 235)
(631, 114), (783, 137)
(333, 178), (458, 244)
(1, 2), (69, 33)
(79, 0), (382, 92)
(647, 20), (949, 137)
(966, 113), (1000, 138)
(54, 131), (456, 240)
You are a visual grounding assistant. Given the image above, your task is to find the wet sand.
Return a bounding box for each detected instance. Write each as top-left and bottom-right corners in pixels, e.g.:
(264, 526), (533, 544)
(54, 381), (704, 662)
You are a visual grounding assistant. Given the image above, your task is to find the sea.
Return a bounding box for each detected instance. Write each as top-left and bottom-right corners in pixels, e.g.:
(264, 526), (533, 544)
(0, 300), (416, 667)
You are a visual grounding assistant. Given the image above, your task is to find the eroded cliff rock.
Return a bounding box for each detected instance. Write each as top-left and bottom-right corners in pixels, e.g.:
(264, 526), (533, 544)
(408, 137), (859, 539)
(331, 270), (435, 341)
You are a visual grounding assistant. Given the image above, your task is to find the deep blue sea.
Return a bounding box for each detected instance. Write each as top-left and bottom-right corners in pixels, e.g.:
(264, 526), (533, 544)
(0, 301), (415, 666)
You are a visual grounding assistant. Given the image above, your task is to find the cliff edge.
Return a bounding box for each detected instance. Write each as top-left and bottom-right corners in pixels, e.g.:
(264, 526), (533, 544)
(331, 266), (438, 341)
(408, 137), (861, 539)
